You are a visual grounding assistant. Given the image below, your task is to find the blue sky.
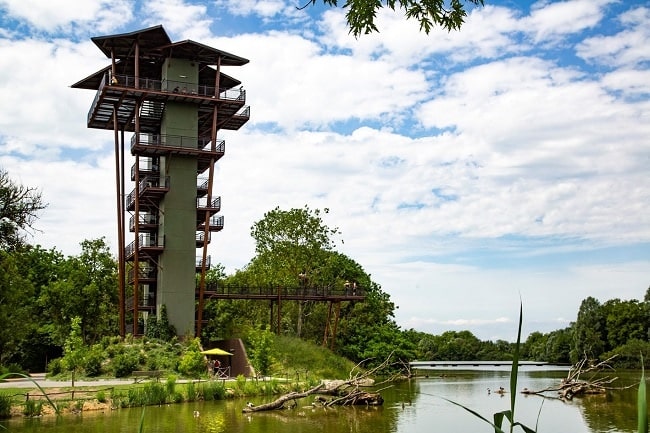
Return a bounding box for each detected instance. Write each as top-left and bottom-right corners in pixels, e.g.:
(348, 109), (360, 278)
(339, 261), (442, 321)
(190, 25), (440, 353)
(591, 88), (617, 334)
(0, 0), (648, 341)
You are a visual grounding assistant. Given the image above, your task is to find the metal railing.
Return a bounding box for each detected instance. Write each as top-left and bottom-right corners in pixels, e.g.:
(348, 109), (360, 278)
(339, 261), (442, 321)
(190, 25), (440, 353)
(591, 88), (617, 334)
(196, 255), (211, 269)
(131, 133), (225, 153)
(125, 234), (164, 257)
(197, 196), (221, 210)
(108, 74), (245, 100)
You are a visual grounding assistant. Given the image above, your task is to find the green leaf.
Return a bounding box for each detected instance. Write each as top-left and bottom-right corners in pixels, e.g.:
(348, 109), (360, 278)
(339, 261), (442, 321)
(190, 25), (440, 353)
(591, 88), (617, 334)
(639, 354), (648, 433)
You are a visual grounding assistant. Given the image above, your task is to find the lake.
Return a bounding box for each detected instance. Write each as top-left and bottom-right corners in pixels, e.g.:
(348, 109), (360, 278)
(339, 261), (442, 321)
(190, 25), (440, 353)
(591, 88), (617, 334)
(1, 367), (642, 432)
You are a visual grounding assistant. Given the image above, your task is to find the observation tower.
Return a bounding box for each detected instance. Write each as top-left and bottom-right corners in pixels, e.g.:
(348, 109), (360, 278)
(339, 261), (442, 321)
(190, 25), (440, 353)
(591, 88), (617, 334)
(72, 26), (250, 337)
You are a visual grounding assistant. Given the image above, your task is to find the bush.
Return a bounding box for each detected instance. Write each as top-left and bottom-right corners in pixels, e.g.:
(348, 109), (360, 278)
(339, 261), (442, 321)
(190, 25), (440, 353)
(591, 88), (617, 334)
(23, 399), (43, 417)
(47, 358), (63, 376)
(112, 352), (139, 378)
(178, 351), (205, 378)
(0, 393), (12, 418)
(84, 345), (106, 377)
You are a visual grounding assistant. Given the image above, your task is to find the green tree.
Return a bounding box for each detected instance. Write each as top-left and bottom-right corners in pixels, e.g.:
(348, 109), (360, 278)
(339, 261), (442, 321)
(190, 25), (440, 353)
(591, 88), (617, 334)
(0, 168), (46, 251)
(39, 238), (118, 345)
(5, 245), (64, 371)
(571, 296), (606, 362)
(250, 206), (340, 337)
(304, 0), (485, 37)
(601, 298), (646, 350)
(61, 316), (86, 387)
(336, 280), (405, 366)
(247, 326), (276, 377)
(0, 250), (35, 364)
(523, 331), (547, 361)
(544, 327), (572, 364)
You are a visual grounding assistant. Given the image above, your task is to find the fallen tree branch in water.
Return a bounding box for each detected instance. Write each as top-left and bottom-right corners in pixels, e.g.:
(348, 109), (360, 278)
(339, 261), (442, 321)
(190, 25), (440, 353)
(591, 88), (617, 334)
(522, 354), (632, 400)
(242, 353), (394, 413)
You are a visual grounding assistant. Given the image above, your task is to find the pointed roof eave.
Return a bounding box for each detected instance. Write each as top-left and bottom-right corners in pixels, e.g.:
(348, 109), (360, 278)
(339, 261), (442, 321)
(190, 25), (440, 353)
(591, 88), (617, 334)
(157, 40), (249, 67)
(70, 64), (113, 89)
(91, 25), (172, 59)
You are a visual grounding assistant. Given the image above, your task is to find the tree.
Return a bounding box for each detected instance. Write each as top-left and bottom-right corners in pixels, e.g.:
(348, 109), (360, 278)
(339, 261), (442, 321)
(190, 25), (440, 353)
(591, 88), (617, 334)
(250, 205), (340, 337)
(544, 327), (572, 364)
(0, 168), (46, 250)
(571, 296), (606, 362)
(303, 0), (485, 37)
(61, 316), (86, 387)
(601, 298), (646, 349)
(38, 238), (118, 345)
(0, 250), (35, 364)
(247, 326), (276, 377)
(3, 245), (64, 371)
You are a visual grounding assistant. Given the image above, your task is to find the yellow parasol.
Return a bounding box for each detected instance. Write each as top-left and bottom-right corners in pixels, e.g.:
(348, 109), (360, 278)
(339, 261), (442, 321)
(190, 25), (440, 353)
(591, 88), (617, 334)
(200, 348), (233, 356)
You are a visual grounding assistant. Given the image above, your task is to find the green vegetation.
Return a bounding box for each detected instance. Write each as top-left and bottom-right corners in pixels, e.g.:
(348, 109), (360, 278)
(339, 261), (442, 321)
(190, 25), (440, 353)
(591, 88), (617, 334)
(1, 166), (649, 389)
(639, 356), (648, 433)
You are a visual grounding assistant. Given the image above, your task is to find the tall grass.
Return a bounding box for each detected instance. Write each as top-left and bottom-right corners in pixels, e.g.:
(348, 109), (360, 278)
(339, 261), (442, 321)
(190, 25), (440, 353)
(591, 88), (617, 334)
(639, 355), (648, 433)
(0, 393), (12, 419)
(0, 372), (60, 416)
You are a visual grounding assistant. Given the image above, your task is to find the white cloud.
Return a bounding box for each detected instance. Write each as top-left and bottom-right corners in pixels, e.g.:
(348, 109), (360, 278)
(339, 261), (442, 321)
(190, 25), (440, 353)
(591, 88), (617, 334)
(141, 0), (213, 40)
(576, 6), (650, 68)
(0, 0), (132, 34)
(0, 38), (109, 156)
(522, 0), (611, 43)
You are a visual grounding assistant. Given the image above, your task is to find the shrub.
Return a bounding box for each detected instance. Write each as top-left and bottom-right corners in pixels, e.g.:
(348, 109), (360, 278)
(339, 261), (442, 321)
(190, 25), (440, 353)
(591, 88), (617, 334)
(47, 358), (63, 376)
(185, 381), (197, 401)
(23, 399), (43, 417)
(84, 344), (106, 377)
(178, 351), (204, 378)
(143, 382), (167, 406)
(0, 393), (12, 418)
(113, 352), (139, 378)
(199, 381), (226, 401)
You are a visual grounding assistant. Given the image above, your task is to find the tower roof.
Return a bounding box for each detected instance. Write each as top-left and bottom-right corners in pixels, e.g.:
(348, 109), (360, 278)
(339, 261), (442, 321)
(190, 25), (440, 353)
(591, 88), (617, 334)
(91, 25), (172, 60)
(71, 25), (247, 90)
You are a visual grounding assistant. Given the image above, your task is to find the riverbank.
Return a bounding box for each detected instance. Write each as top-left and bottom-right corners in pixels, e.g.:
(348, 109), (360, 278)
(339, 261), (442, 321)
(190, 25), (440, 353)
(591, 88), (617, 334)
(1, 373), (299, 419)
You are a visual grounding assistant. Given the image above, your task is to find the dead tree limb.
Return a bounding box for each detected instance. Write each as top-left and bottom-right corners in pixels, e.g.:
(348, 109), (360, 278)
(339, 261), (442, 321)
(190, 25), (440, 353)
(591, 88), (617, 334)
(522, 355), (625, 400)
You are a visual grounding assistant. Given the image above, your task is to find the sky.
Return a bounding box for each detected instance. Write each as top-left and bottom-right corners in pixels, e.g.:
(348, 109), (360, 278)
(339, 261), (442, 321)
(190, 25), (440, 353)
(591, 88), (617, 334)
(0, 0), (649, 342)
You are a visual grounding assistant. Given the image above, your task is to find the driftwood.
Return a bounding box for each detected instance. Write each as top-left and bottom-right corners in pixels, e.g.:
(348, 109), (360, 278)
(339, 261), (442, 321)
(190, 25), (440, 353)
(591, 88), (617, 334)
(522, 355), (632, 400)
(242, 354), (394, 413)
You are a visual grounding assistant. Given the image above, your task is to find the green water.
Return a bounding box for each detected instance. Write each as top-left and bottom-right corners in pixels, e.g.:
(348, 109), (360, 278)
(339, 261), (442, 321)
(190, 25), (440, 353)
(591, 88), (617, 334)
(1, 369), (642, 432)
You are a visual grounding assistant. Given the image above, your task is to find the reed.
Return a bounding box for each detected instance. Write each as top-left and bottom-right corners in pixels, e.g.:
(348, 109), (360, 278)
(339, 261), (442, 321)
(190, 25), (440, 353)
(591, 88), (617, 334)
(0, 372), (60, 415)
(639, 355), (648, 433)
(0, 393), (11, 419)
(430, 302), (538, 433)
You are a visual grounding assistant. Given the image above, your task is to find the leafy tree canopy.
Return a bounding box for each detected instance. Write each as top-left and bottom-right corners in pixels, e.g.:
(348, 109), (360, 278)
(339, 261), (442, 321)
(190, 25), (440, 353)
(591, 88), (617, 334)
(302, 0), (485, 37)
(0, 168), (46, 251)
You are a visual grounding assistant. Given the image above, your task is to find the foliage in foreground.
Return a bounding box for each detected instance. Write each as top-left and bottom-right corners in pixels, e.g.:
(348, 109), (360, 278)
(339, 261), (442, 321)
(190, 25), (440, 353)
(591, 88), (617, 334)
(305, 0), (485, 37)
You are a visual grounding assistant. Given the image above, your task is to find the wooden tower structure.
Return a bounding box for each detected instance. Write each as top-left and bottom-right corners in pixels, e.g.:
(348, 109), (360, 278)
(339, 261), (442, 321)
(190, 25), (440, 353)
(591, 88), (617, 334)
(72, 26), (250, 337)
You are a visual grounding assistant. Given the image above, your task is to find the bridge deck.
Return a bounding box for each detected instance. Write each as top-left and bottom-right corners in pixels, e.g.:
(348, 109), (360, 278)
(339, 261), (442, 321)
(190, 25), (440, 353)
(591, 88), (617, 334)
(202, 284), (365, 302)
(410, 361), (569, 368)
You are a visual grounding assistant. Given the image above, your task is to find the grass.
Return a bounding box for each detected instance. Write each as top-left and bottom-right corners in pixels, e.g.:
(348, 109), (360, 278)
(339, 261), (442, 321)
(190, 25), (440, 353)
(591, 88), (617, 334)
(639, 355), (647, 433)
(269, 335), (357, 380)
(0, 372), (60, 416)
